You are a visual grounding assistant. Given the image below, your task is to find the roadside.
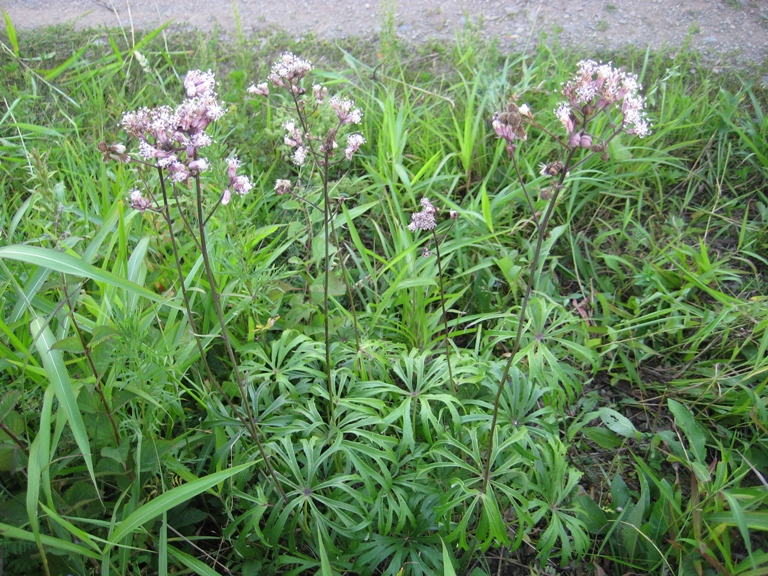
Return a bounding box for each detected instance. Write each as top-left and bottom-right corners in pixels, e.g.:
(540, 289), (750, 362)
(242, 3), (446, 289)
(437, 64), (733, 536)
(3, 0), (768, 68)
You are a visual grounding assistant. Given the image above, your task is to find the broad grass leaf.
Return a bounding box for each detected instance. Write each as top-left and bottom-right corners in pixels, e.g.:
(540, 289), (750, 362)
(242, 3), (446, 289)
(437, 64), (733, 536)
(0, 521), (101, 560)
(31, 318), (97, 492)
(108, 461), (256, 545)
(0, 245), (178, 308)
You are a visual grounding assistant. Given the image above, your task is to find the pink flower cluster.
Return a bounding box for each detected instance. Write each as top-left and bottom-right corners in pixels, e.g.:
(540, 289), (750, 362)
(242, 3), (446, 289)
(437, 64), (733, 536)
(248, 52), (366, 186)
(557, 59), (650, 139)
(407, 198), (438, 232)
(121, 70), (252, 208)
(121, 70), (225, 180)
(265, 52), (312, 92)
(221, 157), (253, 205)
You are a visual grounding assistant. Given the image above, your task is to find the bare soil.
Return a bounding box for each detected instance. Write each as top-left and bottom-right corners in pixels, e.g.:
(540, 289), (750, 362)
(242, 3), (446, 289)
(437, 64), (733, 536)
(4, 0), (768, 67)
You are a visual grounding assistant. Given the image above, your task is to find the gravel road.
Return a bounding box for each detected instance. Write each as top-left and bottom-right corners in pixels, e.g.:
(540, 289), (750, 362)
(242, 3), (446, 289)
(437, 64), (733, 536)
(3, 0), (768, 66)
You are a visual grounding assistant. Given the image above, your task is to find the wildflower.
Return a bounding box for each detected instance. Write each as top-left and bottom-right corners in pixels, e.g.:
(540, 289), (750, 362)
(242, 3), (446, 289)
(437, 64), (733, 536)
(491, 101), (528, 155)
(167, 161), (190, 183)
(274, 179), (292, 195)
(223, 157), (252, 199)
(188, 158), (210, 173)
(449, 209), (458, 219)
(128, 189), (152, 212)
(184, 70), (216, 98)
(539, 161), (565, 177)
(226, 157), (240, 180)
(268, 52), (312, 87)
(344, 133), (365, 160)
(329, 96), (363, 125)
(98, 142), (129, 163)
(293, 146), (308, 166)
(283, 120), (303, 147)
(247, 82), (269, 96)
(408, 198), (437, 232)
(232, 175), (252, 196)
(560, 60), (650, 137)
(313, 84), (327, 104)
(554, 103), (575, 134)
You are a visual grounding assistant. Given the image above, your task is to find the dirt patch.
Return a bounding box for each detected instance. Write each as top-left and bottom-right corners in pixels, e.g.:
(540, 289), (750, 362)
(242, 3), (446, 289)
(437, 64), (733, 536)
(3, 0), (768, 67)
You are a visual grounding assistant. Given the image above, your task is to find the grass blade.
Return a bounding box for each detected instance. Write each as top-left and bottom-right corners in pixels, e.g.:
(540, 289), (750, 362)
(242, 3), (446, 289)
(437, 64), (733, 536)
(0, 245), (178, 308)
(31, 318), (98, 493)
(108, 462), (256, 545)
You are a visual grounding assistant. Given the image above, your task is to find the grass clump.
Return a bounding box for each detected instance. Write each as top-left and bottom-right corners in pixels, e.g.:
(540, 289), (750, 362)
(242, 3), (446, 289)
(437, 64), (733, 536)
(0, 12), (767, 576)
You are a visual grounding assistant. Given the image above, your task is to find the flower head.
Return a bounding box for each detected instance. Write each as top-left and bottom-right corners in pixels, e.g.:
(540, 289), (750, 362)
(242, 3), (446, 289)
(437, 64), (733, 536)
(274, 179), (292, 195)
(293, 146), (308, 166)
(223, 157), (252, 200)
(561, 60), (651, 137)
(329, 96), (363, 125)
(407, 198), (437, 232)
(283, 120), (303, 147)
(247, 82), (269, 96)
(344, 133), (365, 160)
(313, 84), (327, 104)
(128, 189), (152, 212)
(268, 52), (312, 87)
(184, 69), (216, 98)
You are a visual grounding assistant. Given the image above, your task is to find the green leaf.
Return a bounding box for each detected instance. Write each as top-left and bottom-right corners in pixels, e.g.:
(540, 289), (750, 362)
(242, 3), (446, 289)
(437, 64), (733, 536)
(582, 427), (623, 450)
(167, 545), (223, 576)
(51, 335), (85, 353)
(0, 390), (21, 421)
(0, 245), (178, 308)
(481, 183), (493, 233)
(2, 10), (19, 57)
(0, 521), (101, 559)
(597, 407), (639, 439)
(317, 525), (333, 576)
(722, 491), (755, 566)
(108, 462), (256, 545)
(668, 399), (707, 463)
(31, 318), (98, 492)
(441, 537), (457, 576)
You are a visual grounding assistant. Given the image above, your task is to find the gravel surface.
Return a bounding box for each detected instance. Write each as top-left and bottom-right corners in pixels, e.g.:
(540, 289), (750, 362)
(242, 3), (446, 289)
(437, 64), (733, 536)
(3, 0), (768, 66)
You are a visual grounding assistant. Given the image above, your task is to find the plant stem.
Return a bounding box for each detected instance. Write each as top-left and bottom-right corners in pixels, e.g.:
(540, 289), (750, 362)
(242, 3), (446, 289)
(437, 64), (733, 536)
(481, 147), (576, 491)
(193, 174), (287, 502)
(157, 168), (218, 389)
(431, 229), (456, 395)
(61, 281), (121, 447)
(331, 211), (362, 374)
(321, 156), (336, 422)
(0, 421), (29, 458)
